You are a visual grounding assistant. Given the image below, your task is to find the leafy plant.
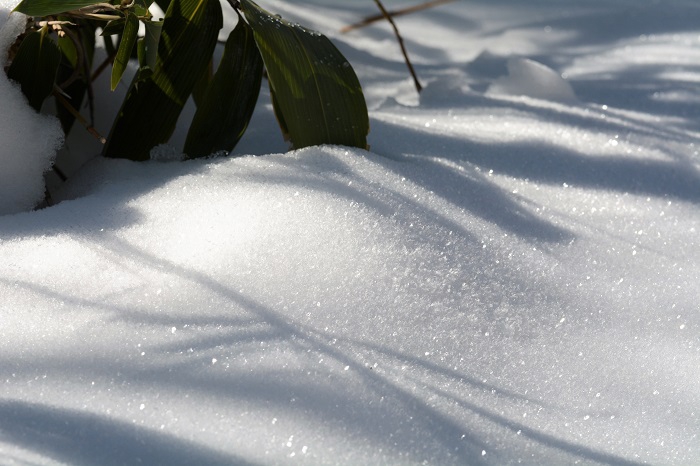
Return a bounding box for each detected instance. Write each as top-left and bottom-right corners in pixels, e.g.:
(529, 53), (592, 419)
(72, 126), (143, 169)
(8, 0), (369, 162)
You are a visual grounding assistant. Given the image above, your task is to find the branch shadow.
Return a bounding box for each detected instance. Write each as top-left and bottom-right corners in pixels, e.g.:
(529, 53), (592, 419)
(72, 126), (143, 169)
(55, 234), (653, 464)
(370, 108), (700, 206)
(566, 63), (700, 120)
(479, 2), (700, 48)
(0, 210), (655, 465)
(0, 400), (259, 466)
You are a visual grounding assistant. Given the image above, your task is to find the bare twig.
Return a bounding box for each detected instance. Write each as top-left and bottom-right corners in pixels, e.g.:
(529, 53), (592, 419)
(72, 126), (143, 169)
(69, 11), (122, 21)
(56, 27), (84, 90)
(53, 86), (106, 144)
(341, 0), (456, 33)
(372, 0), (422, 93)
(90, 53), (115, 82)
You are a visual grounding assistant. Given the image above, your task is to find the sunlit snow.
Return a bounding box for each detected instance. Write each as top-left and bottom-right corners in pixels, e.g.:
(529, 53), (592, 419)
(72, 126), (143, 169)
(1, 0), (699, 465)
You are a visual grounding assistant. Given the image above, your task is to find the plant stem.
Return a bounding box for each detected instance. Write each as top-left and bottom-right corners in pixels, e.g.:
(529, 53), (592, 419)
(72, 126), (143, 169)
(53, 87), (106, 144)
(91, 53), (115, 82)
(342, 0), (456, 33)
(372, 0), (422, 93)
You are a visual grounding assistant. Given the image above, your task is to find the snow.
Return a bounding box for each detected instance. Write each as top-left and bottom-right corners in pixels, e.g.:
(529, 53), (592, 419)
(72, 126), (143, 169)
(487, 57), (577, 102)
(0, 4), (63, 215)
(1, 0), (700, 464)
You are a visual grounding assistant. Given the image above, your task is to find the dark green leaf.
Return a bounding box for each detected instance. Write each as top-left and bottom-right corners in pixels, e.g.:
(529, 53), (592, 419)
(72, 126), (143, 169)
(133, 0), (155, 17)
(101, 18), (126, 37)
(57, 34), (78, 68)
(240, 0), (369, 150)
(111, 13), (139, 90)
(184, 15), (263, 158)
(103, 33), (117, 56)
(154, 0), (172, 13)
(191, 59), (212, 108)
(103, 0), (223, 160)
(14, 0), (105, 17)
(7, 27), (62, 112)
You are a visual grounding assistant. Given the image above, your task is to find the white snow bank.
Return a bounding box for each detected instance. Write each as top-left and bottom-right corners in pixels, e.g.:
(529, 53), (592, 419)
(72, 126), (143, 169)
(0, 4), (63, 215)
(1, 0), (700, 465)
(2, 143), (700, 464)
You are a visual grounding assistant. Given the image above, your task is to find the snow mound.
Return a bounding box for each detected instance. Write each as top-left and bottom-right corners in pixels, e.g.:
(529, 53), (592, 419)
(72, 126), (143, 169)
(0, 5), (64, 215)
(488, 57), (577, 102)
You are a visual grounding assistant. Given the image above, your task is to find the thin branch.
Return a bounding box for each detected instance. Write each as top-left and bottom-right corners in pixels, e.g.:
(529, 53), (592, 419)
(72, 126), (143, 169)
(52, 165), (68, 182)
(90, 52), (115, 82)
(53, 86), (106, 144)
(56, 27), (84, 90)
(341, 0), (456, 33)
(70, 12), (122, 21)
(372, 0), (422, 93)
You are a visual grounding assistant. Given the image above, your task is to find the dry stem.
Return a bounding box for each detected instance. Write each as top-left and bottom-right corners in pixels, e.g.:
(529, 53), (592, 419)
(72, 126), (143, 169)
(372, 0), (422, 93)
(341, 0), (456, 33)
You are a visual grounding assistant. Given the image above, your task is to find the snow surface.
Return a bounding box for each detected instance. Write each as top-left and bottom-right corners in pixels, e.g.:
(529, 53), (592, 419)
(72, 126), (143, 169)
(1, 0), (700, 464)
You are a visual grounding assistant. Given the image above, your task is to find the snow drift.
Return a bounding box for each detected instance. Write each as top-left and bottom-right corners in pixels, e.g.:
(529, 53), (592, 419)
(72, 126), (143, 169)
(0, 0), (699, 465)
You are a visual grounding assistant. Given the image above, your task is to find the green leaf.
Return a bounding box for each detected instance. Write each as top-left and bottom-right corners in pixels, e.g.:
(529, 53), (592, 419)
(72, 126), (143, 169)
(57, 34), (78, 68)
(6, 26), (62, 112)
(103, 0), (223, 160)
(138, 19), (163, 71)
(101, 18), (126, 37)
(133, 0), (155, 17)
(14, 1), (105, 17)
(184, 15), (263, 158)
(111, 13), (139, 91)
(191, 59), (212, 108)
(268, 84), (289, 141)
(240, 0), (369, 150)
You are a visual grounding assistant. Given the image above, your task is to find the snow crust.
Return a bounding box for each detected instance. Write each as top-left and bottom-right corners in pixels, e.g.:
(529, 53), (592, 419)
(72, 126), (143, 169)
(0, 4), (63, 215)
(1, 1), (699, 465)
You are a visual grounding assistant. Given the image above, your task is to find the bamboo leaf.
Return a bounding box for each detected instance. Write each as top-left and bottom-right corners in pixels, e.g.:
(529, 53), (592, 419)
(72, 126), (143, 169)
(101, 18), (126, 37)
(138, 19), (163, 71)
(240, 0), (369, 150)
(191, 59), (212, 108)
(111, 13), (139, 91)
(103, 0), (223, 160)
(14, 1), (105, 17)
(57, 34), (78, 68)
(184, 15), (263, 158)
(133, 0), (155, 17)
(6, 27), (62, 112)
